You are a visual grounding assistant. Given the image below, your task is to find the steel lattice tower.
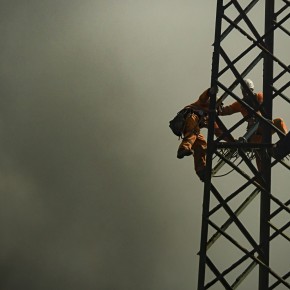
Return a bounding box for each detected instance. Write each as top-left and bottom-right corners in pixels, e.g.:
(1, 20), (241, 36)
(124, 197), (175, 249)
(197, 1), (290, 289)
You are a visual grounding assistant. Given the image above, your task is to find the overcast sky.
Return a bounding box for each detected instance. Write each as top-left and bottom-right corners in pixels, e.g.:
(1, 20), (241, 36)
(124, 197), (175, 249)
(0, 1), (289, 289)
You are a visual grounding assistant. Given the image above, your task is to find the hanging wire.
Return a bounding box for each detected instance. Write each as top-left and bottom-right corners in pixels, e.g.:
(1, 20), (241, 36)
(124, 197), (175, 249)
(212, 148), (241, 177)
(212, 148), (257, 178)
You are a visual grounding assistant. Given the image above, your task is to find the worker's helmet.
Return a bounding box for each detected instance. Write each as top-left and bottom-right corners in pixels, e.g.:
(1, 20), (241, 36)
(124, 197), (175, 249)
(241, 79), (254, 91)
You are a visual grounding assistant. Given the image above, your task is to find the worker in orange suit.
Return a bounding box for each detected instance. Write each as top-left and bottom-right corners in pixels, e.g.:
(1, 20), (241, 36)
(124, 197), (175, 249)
(218, 78), (288, 170)
(177, 87), (222, 181)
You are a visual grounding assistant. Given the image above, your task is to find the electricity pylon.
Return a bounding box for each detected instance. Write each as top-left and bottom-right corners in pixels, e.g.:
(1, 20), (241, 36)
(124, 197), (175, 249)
(197, 1), (290, 289)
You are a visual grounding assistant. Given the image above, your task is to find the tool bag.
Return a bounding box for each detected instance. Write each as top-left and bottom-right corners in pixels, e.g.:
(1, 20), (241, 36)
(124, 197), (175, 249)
(169, 108), (190, 137)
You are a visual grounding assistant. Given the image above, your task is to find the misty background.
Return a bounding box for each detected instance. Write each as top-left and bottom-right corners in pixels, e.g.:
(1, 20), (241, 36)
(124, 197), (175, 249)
(0, 1), (289, 289)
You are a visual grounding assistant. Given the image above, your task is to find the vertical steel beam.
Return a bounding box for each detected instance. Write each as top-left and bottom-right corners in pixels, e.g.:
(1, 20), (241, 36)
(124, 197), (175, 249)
(197, 1), (223, 289)
(259, 1), (275, 289)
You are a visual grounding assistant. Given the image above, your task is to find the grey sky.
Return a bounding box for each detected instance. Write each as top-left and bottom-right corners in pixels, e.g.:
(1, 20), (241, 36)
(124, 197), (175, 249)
(0, 1), (289, 289)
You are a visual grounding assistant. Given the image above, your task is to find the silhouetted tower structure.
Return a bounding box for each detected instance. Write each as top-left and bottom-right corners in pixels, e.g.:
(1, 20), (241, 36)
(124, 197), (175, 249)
(198, 1), (290, 289)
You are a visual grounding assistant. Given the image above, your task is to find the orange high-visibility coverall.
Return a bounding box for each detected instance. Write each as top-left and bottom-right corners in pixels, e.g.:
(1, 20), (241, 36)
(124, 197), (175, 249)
(219, 92), (288, 170)
(178, 89), (222, 174)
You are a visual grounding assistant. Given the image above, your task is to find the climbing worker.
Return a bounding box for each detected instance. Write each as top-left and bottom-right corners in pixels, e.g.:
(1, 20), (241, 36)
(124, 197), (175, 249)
(170, 87), (220, 182)
(218, 78), (288, 170)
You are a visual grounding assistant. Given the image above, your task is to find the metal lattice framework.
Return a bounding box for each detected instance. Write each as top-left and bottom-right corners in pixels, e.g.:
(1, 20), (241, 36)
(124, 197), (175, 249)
(198, 1), (290, 289)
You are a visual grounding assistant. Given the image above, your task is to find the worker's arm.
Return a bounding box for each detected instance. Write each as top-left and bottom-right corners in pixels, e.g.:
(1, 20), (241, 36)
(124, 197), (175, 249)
(198, 88), (211, 104)
(219, 102), (241, 116)
(198, 87), (219, 103)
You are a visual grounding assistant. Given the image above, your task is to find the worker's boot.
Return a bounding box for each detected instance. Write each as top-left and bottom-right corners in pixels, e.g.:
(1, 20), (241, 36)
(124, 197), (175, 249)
(269, 144), (281, 160)
(177, 148), (193, 159)
(270, 131), (290, 161)
(269, 143), (286, 161)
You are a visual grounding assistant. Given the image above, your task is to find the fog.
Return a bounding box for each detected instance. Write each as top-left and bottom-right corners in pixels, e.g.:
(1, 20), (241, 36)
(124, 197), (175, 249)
(0, 1), (289, 289)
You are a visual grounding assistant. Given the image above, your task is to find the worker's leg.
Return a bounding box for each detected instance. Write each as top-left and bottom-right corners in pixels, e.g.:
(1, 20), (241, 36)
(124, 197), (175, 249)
(249, 119), (288, 171)
(192, 134), (207, 181)
(177, 114), (199, 159)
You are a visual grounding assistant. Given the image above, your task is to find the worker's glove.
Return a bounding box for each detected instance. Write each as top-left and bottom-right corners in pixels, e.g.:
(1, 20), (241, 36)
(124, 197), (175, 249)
(216, 103), (224, 115)
(208, 86), (219, 97)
